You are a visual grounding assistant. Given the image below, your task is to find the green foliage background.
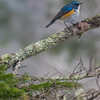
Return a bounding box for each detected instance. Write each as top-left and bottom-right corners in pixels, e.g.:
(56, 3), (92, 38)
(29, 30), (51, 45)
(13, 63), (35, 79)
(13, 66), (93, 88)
(0, 64), (82, 99)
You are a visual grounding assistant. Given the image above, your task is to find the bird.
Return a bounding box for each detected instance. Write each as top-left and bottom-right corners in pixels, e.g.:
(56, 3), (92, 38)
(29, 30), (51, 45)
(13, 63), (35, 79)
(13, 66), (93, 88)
(45, 1), (83, 28)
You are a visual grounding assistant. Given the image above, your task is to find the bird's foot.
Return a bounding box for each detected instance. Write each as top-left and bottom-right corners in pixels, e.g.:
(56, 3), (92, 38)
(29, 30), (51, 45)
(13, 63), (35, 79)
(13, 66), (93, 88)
(64, 22), (73, 36)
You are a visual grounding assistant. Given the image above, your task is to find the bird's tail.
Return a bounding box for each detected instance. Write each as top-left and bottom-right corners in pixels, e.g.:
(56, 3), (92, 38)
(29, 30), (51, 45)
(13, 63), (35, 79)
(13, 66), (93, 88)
(45, 20), (55, 28)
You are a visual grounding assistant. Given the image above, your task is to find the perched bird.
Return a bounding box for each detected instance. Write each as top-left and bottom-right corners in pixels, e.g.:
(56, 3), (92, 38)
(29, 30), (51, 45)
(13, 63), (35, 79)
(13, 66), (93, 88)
(45, 1), (83, 28)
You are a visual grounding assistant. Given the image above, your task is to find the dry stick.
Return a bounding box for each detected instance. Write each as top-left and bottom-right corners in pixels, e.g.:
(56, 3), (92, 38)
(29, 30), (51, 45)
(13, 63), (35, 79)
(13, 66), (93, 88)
(49, 66), (65, 76)
(0, 15), (100, 68)
(80, 57), (88, 73)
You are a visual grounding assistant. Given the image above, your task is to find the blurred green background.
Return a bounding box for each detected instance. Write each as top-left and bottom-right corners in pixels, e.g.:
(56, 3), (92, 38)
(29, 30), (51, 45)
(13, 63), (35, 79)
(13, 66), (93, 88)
(0, 0), (100, 79)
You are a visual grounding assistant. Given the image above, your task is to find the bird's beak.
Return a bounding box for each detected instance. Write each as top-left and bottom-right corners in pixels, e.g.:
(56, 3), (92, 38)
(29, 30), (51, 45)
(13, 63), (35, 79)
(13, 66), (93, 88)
(79, 3), (83, 5)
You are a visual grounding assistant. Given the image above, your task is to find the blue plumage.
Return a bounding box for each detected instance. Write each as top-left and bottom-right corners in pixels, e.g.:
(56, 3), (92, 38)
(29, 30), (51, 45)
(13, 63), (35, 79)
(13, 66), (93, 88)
(61, 7), (72, 12)
(46, 1), (83, 28)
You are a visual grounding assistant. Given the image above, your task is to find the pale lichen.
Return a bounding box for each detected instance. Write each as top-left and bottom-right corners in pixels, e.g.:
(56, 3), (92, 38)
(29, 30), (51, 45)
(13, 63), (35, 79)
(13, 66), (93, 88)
(1, 54), (11, 64)
(0, 14), (100, 67)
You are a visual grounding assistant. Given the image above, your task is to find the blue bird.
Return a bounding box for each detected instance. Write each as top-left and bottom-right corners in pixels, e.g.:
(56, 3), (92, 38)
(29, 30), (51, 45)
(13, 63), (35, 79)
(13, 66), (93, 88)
(46, 1), (83, 28)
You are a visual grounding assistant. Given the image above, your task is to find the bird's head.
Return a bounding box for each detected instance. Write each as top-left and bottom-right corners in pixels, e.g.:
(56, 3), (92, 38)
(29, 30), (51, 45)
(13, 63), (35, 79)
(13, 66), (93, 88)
(71, 1), (83, 9)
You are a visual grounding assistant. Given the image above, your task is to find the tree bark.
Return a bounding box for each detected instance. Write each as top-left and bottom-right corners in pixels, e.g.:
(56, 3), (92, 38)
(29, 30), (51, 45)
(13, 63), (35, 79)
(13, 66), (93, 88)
(0, 15), (100, 67)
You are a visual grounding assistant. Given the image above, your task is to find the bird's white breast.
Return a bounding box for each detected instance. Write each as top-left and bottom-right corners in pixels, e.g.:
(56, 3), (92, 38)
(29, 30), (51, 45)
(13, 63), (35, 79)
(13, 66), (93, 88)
(75, 5), (80, 15)
(64, 5), (80, 23)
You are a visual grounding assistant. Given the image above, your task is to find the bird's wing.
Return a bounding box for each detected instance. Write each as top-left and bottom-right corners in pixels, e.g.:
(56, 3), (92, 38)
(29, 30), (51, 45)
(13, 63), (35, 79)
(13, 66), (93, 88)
(51, 7), (73, 22)
(45, 7), (73, 28)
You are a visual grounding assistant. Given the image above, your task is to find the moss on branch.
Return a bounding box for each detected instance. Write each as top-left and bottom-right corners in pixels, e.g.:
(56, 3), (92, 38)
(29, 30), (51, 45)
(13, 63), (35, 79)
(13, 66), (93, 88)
(0, 14), (100, 67)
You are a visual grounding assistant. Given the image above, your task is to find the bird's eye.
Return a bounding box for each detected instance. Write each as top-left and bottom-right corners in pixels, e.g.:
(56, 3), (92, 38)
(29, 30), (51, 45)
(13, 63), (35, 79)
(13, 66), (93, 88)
(75, 3), (79, 6)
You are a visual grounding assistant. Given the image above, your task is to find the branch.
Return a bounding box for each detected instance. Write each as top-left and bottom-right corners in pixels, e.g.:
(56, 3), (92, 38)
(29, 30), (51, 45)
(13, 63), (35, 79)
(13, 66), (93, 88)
(1, 58), (100, 99)
(0, 14), (100, 67)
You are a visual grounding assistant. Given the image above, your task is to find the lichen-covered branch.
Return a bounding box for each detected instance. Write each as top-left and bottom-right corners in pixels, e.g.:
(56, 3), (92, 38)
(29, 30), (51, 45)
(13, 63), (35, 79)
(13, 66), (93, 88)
(0, 15), (100, 67)
(0, 58), (100, 99)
